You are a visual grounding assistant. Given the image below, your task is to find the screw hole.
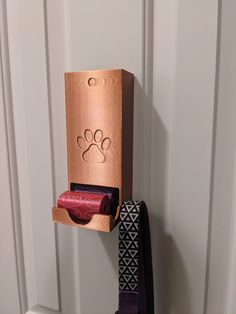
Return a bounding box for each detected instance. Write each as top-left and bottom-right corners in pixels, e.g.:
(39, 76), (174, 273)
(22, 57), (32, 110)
(88, 77), (96, 86)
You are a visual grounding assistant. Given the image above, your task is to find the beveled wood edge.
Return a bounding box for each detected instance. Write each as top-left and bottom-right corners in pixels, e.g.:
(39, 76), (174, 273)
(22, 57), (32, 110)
(64, 68), (133, 75)
(52, 206), (120, 233)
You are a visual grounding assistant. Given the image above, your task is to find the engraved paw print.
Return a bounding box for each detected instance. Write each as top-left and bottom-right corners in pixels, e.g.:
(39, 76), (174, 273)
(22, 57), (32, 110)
(77, 129), (111, 163)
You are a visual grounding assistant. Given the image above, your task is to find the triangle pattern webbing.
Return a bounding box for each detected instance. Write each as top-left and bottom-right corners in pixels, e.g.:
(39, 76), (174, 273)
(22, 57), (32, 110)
(118, 200), (142, 292)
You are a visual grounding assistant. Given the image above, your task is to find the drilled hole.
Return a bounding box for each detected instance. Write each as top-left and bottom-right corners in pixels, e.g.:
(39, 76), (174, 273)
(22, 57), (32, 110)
(88, 77), (96, 86)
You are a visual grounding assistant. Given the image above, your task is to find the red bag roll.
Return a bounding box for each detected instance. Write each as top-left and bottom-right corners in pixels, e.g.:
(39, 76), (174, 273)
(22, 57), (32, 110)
(57, 190), (110, 221)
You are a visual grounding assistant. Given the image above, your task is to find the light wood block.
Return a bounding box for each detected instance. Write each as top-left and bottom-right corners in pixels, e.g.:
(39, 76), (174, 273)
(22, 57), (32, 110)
(52, 69), (134, 232)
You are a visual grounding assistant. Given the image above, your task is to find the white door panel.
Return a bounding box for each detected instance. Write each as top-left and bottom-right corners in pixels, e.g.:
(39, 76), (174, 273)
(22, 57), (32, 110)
(0, 37), (21, 314)
(5, 0), (60, 311)
(1, 0), (236, 314)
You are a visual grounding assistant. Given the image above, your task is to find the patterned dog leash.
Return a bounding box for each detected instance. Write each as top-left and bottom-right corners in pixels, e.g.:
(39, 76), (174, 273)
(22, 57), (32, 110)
(116, 200), (154, 314)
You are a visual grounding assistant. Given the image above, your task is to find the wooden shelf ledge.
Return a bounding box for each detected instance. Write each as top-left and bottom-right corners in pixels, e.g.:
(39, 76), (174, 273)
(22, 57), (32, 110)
(52, 206), (120, 233)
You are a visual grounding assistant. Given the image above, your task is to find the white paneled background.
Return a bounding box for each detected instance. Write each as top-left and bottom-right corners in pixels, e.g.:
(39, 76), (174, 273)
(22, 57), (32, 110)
(1, 1), (236, 314)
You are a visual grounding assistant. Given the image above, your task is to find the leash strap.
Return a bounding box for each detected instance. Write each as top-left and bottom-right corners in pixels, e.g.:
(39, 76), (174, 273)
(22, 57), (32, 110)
(116, 200), (154, 314)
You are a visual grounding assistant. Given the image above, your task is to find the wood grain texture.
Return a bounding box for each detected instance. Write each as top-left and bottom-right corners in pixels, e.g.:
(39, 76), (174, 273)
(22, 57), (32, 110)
(53, 69), (133, 232)
(52, 207), (117, 232)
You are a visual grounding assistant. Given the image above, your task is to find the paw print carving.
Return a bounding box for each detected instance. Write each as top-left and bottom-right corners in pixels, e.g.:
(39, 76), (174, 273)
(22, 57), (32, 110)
(77, 129), (111, 163)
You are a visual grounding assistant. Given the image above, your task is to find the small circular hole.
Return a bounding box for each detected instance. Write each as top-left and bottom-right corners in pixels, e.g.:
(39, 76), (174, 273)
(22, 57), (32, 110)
(88, 77), (96, 86)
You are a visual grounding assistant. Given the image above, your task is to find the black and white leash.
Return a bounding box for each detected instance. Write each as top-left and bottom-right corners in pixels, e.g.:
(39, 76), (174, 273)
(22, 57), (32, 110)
(116, 201), (154, 314)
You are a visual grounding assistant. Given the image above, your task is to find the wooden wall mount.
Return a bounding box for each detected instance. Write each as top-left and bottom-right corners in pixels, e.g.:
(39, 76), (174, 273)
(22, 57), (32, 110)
(52, 69), (134, 232)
